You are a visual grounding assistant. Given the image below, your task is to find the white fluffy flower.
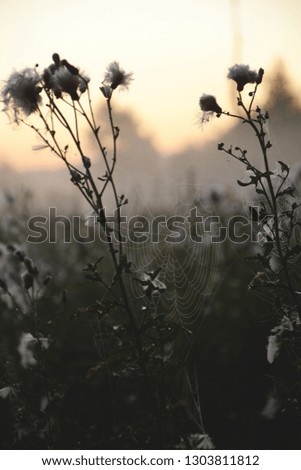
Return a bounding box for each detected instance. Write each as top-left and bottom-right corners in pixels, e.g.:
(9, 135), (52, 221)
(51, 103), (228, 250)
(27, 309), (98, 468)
(17, 332), (38, 368)
(44, 67), (89, 100)
(199, 94), (222, 114)
(199, 94), (222, 124)
(103, 61), (133, 90)
(1, 68), (42, 122)
(54, 68), (79, 100)
(43, 54), (90, 100)
(227, 64), (261, 92)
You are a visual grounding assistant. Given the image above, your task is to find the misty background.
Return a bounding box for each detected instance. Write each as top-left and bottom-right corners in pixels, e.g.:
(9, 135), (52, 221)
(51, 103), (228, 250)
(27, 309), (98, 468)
(0, 64), (300, 219)
(2, 0), (301, 449)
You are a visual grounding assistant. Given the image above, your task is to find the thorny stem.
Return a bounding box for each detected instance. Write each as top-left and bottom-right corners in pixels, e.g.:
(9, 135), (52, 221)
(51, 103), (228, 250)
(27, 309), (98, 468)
(76, 97), (122, 251)
(248, 83), (258, 114)
(73, 99), (80, 144)
(24, 110), (94, 210)
(220, 146), (273, 211)
(158, 326), (168, 447)
(105, 96), (123, 257)
(229, 89), (301, 319)
(73, 98), (143, 359)
(36, 87), (158, 421)
(85, 80), (97, 130)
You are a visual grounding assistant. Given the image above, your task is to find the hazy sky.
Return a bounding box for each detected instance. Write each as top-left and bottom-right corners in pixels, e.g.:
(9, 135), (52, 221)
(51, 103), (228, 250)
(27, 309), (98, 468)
(1, 0), (301, 170)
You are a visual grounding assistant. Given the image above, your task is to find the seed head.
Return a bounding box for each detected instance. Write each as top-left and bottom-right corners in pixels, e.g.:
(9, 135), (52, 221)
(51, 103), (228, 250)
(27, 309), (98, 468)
(1, 68), (42, 123)
(227, 64), (259, 92)
(103, 61), (133, 90)
(199, 94), (222, 114)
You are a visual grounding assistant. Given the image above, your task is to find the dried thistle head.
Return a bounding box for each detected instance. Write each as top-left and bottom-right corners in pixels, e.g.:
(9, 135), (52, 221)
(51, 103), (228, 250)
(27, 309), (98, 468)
(103, 61), (133, 90)
(199, 94), (222, 123)
(1, 67), (42, 123)
(43, 54), (90, 100)
(199, 94), (222, 113)
(227, 64), (262, 92)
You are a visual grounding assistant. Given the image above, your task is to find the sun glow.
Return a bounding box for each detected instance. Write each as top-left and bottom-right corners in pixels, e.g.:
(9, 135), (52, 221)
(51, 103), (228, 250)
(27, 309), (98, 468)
(1, 0), (301, 170)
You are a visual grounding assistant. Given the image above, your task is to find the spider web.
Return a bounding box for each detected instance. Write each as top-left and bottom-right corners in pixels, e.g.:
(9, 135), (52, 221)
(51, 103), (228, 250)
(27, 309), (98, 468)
(116, 168), (223, 327)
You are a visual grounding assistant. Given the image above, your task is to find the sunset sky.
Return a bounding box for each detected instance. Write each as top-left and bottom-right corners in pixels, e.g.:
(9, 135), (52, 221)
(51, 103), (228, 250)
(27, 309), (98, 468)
(1, 0), (301, 170)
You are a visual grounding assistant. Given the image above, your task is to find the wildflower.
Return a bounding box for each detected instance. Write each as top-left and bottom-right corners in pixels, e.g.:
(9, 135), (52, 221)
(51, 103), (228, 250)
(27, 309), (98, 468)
(199, 94), (222, 124)
(46, 67), (89, 100)
(1, 68), (42, 123)
(0, 386), (16, 399)
(17, 332), (38, 368)
(227, 64), (259, 91)
(43, 54), (90, 100)
(103, 61), (133, 90)
(199, 94), (222, 114)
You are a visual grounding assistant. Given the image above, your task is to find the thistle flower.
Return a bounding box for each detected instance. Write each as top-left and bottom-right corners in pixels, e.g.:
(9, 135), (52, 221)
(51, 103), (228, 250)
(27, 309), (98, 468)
(227, 64), (259, 92)
(1, 68), (42, 123)
(43, 54), (90, 100)
(103, 61), (133, 90)
(199, 94), (222, 123)
(52, 68), (81, 100)
(199, 94), (222, 114)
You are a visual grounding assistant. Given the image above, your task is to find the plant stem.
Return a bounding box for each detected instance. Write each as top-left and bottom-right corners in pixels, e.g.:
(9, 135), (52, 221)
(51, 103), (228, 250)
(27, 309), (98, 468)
(239, 94), (301, 318)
